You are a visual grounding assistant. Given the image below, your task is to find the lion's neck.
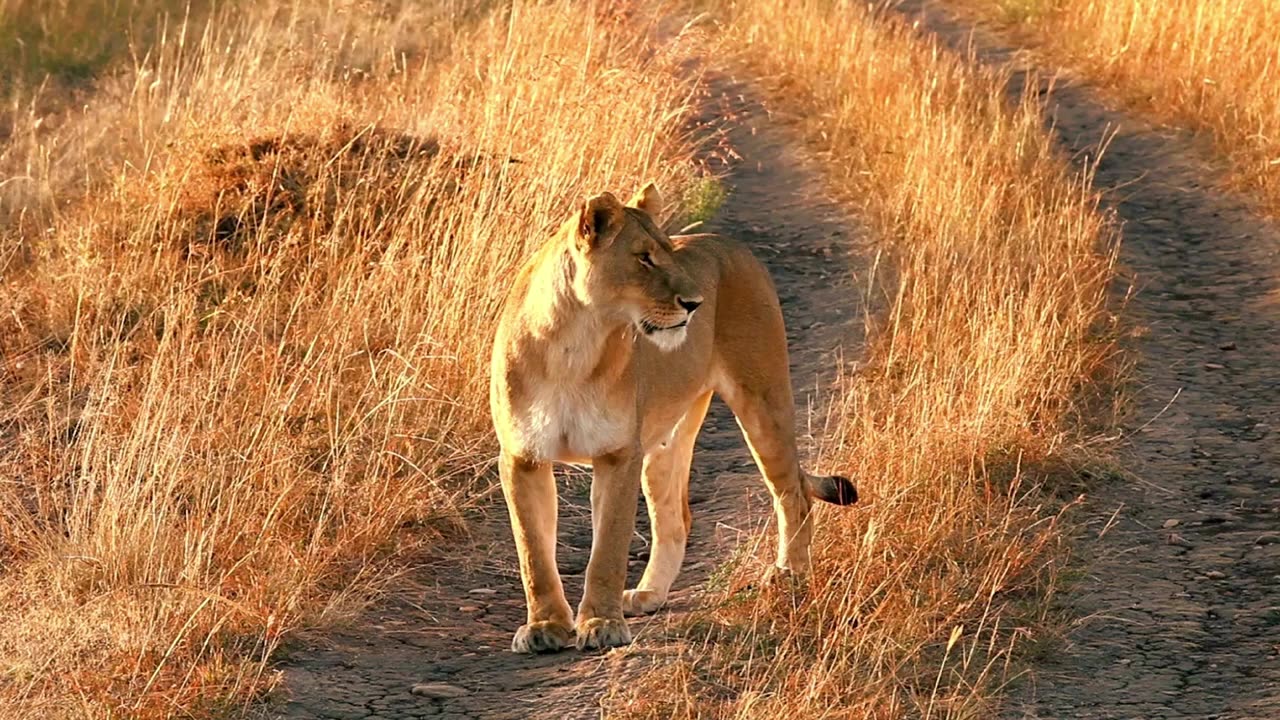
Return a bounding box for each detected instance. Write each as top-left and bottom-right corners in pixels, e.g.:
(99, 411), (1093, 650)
(521, 245), (634, 383)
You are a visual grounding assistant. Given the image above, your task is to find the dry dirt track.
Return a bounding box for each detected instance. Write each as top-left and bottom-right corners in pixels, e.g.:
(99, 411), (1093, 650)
(899, 3), (1280, 718)
(268, 78), (867, 720)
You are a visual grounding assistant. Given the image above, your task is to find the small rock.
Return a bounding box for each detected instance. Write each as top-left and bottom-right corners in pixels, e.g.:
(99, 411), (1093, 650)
(1167, 533), (1190, 546)
(1255, 534), (1280, 546)
(1163, 518), (1181, 529)
(468, 588), (497, 596)
(458, 605), (483, 613)
(1119, 658), (1132, 665)
(1219, 342), (1237, 351)
(1204, 362), (1225, 370)
(411, 682), (469, 699)
(1205, 570), (1227, 580)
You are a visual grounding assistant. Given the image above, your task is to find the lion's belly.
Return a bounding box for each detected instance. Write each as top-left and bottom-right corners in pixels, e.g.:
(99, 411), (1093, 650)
(508, 385), (635, 463)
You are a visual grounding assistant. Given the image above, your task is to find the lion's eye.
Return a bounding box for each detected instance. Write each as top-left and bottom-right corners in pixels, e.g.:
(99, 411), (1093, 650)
(637, 253), (655, 269)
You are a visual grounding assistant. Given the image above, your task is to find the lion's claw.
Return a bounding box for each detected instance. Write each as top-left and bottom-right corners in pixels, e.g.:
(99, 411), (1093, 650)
(511, 620), (575, 654)
(575, 616), (631, 651)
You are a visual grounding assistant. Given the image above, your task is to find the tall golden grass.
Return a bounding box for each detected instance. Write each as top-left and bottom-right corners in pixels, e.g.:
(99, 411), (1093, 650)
(0, 1), (702, 716)
(954, 0), (1280, 212)
(608, 1), (1119, 716)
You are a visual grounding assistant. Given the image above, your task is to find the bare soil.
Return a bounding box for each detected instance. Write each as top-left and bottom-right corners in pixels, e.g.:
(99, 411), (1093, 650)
(267, 77), (868, 720)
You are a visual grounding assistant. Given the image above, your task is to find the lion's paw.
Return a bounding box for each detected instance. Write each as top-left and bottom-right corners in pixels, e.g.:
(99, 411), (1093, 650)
(575, 616), (632, 651)
(622, 588), (665, 616)
(511, 620), (574, 654)
(760, 565), (809, 607)
(763, 565), (806, 588)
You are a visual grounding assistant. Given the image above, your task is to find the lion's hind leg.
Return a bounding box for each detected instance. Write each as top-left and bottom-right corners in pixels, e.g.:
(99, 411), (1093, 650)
(624, 390), (712, 616)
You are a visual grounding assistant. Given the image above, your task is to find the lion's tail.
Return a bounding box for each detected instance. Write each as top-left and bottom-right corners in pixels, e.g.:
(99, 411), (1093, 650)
(805, 472), (858, 506)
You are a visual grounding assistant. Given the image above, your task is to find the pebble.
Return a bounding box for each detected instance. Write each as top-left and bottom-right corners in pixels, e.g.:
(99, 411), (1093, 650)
(468, 588), (498, 595)
(411, 682), (469, 699)
(1255, 534), (1280, 546)
(1204, 362), (1225, 370)
(458, 605), (483, 612)
(1163, 518), (1181, 529)
(1205, 571), (1227, 580)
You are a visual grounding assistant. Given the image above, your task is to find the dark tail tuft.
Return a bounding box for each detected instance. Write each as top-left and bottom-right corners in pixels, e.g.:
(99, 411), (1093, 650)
(810, 475), (858, 505)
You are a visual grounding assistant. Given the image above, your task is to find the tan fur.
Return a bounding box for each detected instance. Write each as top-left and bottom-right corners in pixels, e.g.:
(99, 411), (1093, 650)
(490, 183), (848, 654)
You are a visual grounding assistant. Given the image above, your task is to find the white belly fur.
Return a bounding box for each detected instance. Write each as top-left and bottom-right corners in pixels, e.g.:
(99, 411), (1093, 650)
(510, 383), (633, 462)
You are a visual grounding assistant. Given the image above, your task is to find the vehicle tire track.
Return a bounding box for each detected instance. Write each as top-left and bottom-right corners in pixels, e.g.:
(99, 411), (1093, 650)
(267, 74), (869, 720)
(898, 3), (1280, 718)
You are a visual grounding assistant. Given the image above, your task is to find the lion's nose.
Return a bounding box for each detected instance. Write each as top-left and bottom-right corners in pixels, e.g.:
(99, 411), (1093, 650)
(677, 296), (703, 314)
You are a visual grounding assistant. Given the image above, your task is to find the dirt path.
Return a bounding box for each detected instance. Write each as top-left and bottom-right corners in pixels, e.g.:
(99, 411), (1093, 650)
(268, 77), (866, 720)
(899, 3), (1280, 718)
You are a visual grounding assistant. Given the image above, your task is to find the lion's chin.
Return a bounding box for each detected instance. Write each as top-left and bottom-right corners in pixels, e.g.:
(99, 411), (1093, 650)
(640, 324), (688, 352)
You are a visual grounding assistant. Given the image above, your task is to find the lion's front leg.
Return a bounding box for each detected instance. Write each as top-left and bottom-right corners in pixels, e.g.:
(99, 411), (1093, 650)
(576, 445), (643, 651)
(500, 451), (575, 654)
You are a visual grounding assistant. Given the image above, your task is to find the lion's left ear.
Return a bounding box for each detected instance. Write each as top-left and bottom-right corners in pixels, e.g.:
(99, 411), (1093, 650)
(627, 181), (665, 219)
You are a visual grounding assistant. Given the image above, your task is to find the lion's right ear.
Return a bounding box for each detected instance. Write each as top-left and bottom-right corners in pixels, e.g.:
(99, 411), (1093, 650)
(577, 192), (624, 250)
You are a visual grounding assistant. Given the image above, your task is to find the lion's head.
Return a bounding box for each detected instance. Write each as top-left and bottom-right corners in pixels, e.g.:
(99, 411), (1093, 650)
(566, 183), (703, 351)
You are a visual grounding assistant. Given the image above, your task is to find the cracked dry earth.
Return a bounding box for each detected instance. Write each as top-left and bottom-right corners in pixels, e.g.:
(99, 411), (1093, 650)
(268, 80), (867, 720)
(903, 3), (1280, 719)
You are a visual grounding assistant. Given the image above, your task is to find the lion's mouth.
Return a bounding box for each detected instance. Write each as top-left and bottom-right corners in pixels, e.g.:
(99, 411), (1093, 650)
(638, 319), (688, 335)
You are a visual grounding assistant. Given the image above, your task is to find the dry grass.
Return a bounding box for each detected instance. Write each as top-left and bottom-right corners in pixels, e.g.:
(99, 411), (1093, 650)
(608, 1), (1119, 717)
(950, 0), (1280, 212)
(0, 1), (703, 716)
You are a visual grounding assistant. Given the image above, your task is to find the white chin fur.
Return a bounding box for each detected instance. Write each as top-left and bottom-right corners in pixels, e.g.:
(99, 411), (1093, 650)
(643, 326), (687, 352)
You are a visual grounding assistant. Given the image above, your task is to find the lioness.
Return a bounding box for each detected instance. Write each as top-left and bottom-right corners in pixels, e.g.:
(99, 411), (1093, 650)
(489, 183), (856, 654)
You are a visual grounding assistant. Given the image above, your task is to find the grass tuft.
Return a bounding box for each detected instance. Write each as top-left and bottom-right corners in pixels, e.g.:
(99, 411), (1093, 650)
(682, 174), (728, 226)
